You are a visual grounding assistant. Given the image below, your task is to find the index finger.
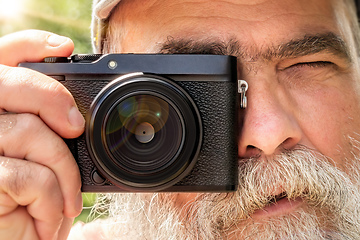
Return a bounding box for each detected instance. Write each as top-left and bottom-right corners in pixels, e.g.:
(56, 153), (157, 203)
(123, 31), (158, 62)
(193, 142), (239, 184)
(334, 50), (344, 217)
(0, 30), (74, 67)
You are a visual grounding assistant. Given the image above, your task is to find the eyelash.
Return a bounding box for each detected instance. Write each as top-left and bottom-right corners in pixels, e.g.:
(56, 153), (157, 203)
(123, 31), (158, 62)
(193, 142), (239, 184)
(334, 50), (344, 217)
(291, 61), (334, 68)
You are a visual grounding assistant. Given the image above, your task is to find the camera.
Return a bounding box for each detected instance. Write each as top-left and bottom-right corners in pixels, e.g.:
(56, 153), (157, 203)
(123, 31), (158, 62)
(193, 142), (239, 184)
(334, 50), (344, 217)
(20, 54), (238, 192)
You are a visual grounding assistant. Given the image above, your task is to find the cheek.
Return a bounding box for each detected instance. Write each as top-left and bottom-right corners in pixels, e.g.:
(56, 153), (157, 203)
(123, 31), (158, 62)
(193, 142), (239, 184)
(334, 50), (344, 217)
(294, 83), (360, 162)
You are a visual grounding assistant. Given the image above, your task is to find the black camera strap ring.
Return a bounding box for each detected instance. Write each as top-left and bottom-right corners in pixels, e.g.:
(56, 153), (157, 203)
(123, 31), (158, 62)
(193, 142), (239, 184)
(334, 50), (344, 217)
(238, 80), (248, 109)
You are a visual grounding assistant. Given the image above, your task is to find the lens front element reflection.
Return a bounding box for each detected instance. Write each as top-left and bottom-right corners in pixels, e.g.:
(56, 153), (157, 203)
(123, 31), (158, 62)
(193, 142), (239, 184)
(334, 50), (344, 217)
(135, 122), (155, 143)
(105, 94), (183, 175)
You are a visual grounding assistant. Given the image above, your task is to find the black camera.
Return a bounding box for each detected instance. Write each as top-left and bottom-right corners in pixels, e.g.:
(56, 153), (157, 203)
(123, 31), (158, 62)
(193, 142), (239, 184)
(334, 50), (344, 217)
(20, 54), (238, 192)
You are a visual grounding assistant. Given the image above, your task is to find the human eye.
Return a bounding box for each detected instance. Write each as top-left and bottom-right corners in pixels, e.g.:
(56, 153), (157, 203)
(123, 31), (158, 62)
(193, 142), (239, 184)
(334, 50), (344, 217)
(287, 61), (335, 70)
(277, 58), (341, 85)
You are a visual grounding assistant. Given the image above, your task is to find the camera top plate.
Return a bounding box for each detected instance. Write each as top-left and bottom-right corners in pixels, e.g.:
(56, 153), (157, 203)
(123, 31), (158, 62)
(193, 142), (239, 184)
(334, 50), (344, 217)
(19, 54), (237, 78)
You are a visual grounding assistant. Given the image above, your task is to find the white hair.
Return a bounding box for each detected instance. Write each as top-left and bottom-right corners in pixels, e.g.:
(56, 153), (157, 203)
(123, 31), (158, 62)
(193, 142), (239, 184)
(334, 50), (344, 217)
(89, 138), (360, 239)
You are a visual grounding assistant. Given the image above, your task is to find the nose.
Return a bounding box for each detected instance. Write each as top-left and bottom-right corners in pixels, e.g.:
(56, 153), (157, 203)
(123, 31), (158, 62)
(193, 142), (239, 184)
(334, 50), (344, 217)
(238, 79), (302, 158)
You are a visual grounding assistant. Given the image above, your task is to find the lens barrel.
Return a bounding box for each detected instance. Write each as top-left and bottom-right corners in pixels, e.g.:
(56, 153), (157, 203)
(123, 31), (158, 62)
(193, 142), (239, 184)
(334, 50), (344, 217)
(86, 73), (202, 191)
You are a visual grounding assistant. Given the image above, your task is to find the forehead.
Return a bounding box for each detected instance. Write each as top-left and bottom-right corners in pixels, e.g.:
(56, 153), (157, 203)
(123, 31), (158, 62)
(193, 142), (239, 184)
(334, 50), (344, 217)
(114, 0), (339, 52)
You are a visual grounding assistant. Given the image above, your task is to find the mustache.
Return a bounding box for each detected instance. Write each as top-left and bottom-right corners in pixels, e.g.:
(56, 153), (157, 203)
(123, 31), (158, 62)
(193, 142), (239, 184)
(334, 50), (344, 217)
(192, 146), (359, 229)
(238, 148), (348, 210)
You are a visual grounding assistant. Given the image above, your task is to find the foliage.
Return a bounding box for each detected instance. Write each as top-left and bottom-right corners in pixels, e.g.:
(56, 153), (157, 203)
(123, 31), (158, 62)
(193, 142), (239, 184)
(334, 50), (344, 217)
(0, 0), (93, 53)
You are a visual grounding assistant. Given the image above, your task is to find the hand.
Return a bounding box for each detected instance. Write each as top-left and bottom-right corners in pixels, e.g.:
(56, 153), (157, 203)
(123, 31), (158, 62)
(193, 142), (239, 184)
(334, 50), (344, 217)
(0, 30), (85, 240)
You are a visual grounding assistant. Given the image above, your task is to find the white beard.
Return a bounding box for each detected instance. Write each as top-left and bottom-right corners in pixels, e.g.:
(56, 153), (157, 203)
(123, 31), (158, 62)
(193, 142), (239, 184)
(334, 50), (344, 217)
(93, 141), (360, 239)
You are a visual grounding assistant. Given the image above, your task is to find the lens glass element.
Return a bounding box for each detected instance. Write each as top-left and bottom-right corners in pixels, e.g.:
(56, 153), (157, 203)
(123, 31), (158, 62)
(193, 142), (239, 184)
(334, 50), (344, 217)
(104, 94), (183, 175)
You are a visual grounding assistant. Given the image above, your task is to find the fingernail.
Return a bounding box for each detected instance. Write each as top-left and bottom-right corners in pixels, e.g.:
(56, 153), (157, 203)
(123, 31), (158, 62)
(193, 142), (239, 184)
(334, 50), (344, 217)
(47, 34), (69, 47)
(68, 106), (85, 128)
(76, 191), (83, 213)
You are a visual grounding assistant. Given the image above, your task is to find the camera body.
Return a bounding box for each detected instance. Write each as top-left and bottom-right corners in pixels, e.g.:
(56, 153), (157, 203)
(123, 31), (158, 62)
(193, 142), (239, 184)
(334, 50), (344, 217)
(20, 54), (238, 192)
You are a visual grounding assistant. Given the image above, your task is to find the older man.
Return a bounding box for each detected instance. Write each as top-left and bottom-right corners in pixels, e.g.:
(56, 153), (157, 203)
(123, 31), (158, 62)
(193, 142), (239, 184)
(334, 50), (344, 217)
(1, 0), (360, 239)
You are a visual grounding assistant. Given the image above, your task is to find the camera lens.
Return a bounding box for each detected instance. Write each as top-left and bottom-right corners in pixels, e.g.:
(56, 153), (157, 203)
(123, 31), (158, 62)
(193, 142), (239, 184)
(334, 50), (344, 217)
(86, 73), (202, 191)
(104, 94), (184, 174)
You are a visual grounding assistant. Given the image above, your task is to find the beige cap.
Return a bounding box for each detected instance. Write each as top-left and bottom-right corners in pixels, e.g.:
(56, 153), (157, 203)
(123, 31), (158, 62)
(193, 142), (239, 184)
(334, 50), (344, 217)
(92, 0), (122, 53)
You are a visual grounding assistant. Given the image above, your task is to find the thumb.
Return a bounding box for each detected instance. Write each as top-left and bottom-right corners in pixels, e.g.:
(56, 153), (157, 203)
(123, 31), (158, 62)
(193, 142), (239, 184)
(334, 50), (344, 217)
(0, 30), (74, 67)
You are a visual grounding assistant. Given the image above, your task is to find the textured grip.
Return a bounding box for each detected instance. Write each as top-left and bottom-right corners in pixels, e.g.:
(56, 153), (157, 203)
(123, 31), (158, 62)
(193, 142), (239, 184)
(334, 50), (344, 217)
(175, 81), (238, 189)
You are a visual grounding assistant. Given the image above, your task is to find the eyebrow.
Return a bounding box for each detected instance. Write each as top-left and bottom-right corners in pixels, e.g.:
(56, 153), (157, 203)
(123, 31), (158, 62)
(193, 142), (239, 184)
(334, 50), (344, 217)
(159, 32), (351, 63)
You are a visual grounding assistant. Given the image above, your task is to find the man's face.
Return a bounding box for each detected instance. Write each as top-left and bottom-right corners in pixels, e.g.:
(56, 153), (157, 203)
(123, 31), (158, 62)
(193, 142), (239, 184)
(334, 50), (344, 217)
(105, 0), (360, 238)
(112, 0), (360, 161)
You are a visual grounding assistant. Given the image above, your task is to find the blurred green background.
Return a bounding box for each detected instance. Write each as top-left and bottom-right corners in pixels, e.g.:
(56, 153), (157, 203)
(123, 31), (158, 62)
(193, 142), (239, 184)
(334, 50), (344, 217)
(0, 0), (93, 53)
(0, 0), (99, 223)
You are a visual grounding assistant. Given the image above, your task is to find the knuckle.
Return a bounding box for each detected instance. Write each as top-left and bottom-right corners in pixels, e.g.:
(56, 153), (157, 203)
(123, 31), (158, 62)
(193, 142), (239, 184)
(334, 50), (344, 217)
(0, 112), (74, 163)
(16, 113), (43, 134)
(17, 113), (71, 156)
(0, 113), (17, 139)
(0, 157), (63, 208)
(38, 166), (59, 193)
(0, 113), (45, 159)
(14, 113), (76, 168)
(0, 158), (32, 197)
(35, 166), (64, 212)
(45, 80), (73, 103)
(52, 141), (74, 164)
